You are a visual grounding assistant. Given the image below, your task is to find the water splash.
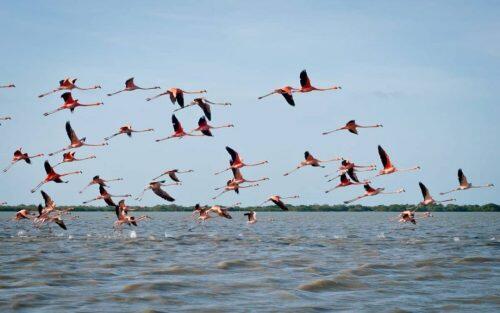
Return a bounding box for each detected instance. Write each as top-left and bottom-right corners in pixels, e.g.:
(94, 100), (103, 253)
(129, 231), (137, 238)
(453, 237), (460, 242)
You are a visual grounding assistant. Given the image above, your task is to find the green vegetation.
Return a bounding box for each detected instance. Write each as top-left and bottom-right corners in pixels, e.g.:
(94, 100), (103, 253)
(0, 203), (498, 212)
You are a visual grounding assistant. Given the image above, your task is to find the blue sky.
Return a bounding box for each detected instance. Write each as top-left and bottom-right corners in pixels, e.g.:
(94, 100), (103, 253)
(0, 1), (498, 206)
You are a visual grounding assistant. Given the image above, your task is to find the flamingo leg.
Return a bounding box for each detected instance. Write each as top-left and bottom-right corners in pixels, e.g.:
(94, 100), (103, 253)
(183, 90), (207, 94)
(3, 161), (18, 172)
(107, 89), (126, 96)
(43, 107), (65, 116)
(83, 142), (107, 147)
(214, 167), (231, 175)
(145, 91), (168, 102)
(156, 135), (174, 142)
(48, 146), (71, 156)
(322, 128), (345, 135)
(75, 85), (101, 91)
(313, 86), (342, 91)
(31, 180), (47, 193)
(210, 124), (234, 129)
(173, 103), (194, 112)
(343, 194), (367, 204)
(258, 91), (277, 99)
(38, 89), (60, 98)
(204, 99), (231, 106)
(134, 188), (150, 201)
(284, 165), (303, 176)
(245, 161), (268, 167)
(439, 188), (459, 195)
(27, 153), (44, 159)
(104, 133), (121, 141)
(212, 190), (228, 200)
(79, 183), (93, 194)
(60, 171), (82, 177)
(78, 102), (103, 107)
(83, 198), (99, 204)
(133, 128), (154, 133)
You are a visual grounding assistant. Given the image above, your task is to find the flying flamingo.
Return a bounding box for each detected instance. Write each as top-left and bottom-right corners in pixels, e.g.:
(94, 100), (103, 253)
(260, 195), (299, 211)
(146, 87), (207, 107)
(322, 120), (383, 135)
(0, 116), (12, 125)
(31, 160), (82, 193)
(174, 98), (231, 121)
(34, 204), (68, 230)
(418, 182), (455, 206)
(135, 181), (180, 202)
(214, 146), (268, 175)
(43, 92), (103, 116)
(48, 121), (108, 156)
(3, 148), (44, 172)
(343, 184), (405, 204)
(156, 115), (203, 142)
(54, 151), (96, 167)
(114, 200), (150, 228)
(325, 159), (376, 181)
(207, 202), (241, 219)
(258, 86), (297, 106)
(298, 70), (341, 93)
(152, 169), (194, 182)
(104, 124), (154, 141)
(83, 185), (131, 206)
(38, 78), (101, 98)
(325, 173), (366, 193)
(230, 165), (269, 185)
(15, 209), (34, 220)
(191, 117), (234, 137)
(1, 83), (15, 89)
(244, 211), (257, 224)
(283, 151), (342, 176)
(374, 145), (420, 178)
(107, 78), (160, 96)
(440, 169), (494, 195)
(212, 180), (259, 200)
(192, 204), (212, 222)
(79, 175), (123, 194)
(35, 190), (74, 224)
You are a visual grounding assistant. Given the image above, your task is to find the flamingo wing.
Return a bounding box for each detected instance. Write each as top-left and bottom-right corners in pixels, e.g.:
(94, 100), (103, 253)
(281, 91), (295, 106)
(198, 117), (212, 136)
(347, 167), (360, 182)
(125, 78), (135, 88)
(377, 145), (392, 169)
(340, 173), (349, 184)
(271, 198), (288, 211)
(198, 100), (212, 121)
(225, 146), (240, 163)
(65, 121), (79, 144)
(44, 160), (56, 175)
(172, 115), (183, 133)
(61, 92), (74, 103)
(153, 187), (175, 202)
(41, 190), (54, 208)
(54, 219), (67, 230)
(300, 70), (311, 89)
(176, 90), (184, 108)
(419, 182), (431, 201)
(346, 120), (358, 134)
(458, 169), (468, 186)
(37, 204), (43, 217)
(304, 151), (314, 161)
(168, 171), (180, 182)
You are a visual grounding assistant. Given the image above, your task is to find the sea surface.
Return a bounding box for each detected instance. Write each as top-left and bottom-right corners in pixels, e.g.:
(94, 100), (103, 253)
(0, 212), (499, 313)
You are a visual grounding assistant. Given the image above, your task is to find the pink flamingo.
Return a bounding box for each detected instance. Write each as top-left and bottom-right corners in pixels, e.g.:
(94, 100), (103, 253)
(31, 160), (82, 193)
(3, 148), (44, 172)
(373, 145), (420, 178)
(174, 98), (231, 121)
(54, 151), (96, 167)
(191, 117), (234, 137)
(440, 169), (494, 195)
(284, 151), (342, 176)
(260, 195), (299, 211)
(135, 181), (180, 202)
(343, 184), (405, 204)
(79, 175), (123, 194)
(258, 86), (297, 106)
(107, 78), (160, 96)
(419, 182), (455, 206)
(325, 173), (366, 193)
(104, 124), (154, 141)
(212, 180), (259, 200)
(43, 92), (103, 116)
(156, 115), (203, 142)
(298, 70), (341, 93)
(152, 169), (194, 182)
(38, 78), (100, 98)
(146, 87), (206, 107)
(215, 146), (268, 175)
(83, 185), (131, 206)
(322, 120), (382, 135)
(48, 121), (108, 156)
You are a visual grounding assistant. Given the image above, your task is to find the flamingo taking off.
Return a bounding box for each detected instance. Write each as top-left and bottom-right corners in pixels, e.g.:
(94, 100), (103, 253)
(38, 78), (101, 98)
(207, 202), (241, 219)
(191, 117), (234, 137)
(440, 169), (494, 195)
(343, 184), (405, 204)
(79, 175), (123, 194)
(230, 165), (269, 185)
(54, 151), (96, 167)
(284, 151), (342, 176)
(193, 204), (212, 221)
(418, 182), (455, 206)
(298, 70), (341, 93)
(3, 148), (44, 172)
(156, 115), (203, 142)
(244, 211), (257, 224)
(212, 180), (259, 200)
(114, 200), (150, 228)
(325, 173), (366, 193)
(43, 92), (103, 116)
(48, 121), (108, 156)
(322, 120), (383, 135)
(260, 195), (299, 211)
(374, 145), (420, 178)
(31, 160), (82, 193)
(15, 209), (34, 220)
(104, 124), (154, 141)
(83, 185), (131, 206)
(107, 78), (160, 96)
(135, 181), (180, 202)
(146, 87), (207, 107)
(35, 190), (73, 224)
(174, 98), (231, 121)
(1, 83), (15, 89)
(258, 86), (297, 106)
(34, 202), (69, 230)
(215, 146), (268, 175)
(152, 169), (194, 182)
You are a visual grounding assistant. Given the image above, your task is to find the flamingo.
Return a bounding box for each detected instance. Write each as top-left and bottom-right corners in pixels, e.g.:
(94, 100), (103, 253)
(31, 160), (82, 193)
(260, 195), (299, 211)
(191, 117), (234, 137)
(343, 184), (405, 204)
(298, 70), (341, 93)
(440, 169), (494, 195)
(48, 121), (108, 156)
(104, 124), (154, 141)
(38, 78), (100, 98)
(207, 202), (241, 219)
(1, 83), (15, 89)
(398, 210), (417, 224)
(214, 146), (268, 175)
(43, 92), (103, 116)
(322, 120), (382, 135)
(3, 148), (44, 172)
(152, 169), (194, 182)
(35, 190), (73, 224)
(0, 116), (12, 125)
(325, 173), (366, 193)
(83, 185), (131, 206)
(193, 204), (212, 221)
(114, 200), (150, 228)
(258, 86), (297, 106)
(418, 182), (455, 206)
(107, 78), (160, 96)
(135, 181), (180, 202)
(174, 98), (231, 121)
(374, 145), (420, 178)
(54, 151), (96, 167)
(156, 115), (203, 142)
(146, 87), (207, 107)
(212, 180), (259, 200)
(34, 205), (68, 230)
(283, 151), (342, 176)
(79, 175), (123, 194)
(230, 165), (269, 184)
(325, 159), (376, 181)
(15, 209), (34, 220)
(244, 211), (257, 224)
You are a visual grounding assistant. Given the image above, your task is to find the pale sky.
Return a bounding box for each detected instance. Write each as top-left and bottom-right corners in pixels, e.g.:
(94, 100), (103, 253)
(0, 1), (499, 206)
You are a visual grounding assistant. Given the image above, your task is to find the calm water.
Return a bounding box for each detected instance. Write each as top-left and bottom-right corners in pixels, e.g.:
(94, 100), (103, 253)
(0, 212), (499, 312)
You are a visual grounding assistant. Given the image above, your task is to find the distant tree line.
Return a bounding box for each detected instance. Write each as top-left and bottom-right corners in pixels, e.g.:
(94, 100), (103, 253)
(0, 203), (498, 212)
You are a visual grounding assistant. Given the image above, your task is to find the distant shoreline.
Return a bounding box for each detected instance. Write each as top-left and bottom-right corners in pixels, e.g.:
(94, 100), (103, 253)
(0, 204), (498, 212)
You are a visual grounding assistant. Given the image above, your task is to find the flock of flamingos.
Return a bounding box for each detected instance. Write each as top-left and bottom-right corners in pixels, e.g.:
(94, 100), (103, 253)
(0, 70), (495, 231)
